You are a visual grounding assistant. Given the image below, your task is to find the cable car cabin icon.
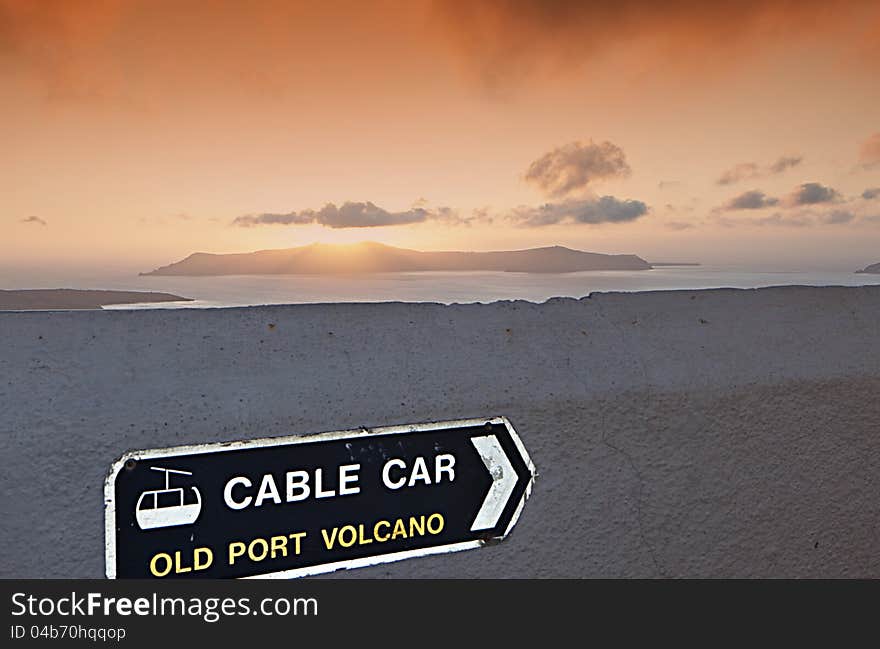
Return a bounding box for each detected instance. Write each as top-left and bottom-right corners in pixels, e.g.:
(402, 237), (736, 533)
(135, 467), (202, 530)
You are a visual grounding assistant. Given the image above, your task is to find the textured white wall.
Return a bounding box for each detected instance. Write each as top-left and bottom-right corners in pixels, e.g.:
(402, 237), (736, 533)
(1, 285), (879, 577)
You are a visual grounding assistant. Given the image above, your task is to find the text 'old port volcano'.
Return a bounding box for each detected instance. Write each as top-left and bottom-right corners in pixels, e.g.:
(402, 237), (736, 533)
(106, 417), (536, 579)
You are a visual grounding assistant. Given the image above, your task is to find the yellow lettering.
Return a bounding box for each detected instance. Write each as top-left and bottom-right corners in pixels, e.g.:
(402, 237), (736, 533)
(194, 547), (213, 571)
(289, 532), (306, 555)
(248, 538), (269, 562)
(338, 525), (357, 548)
(409, 516), (425, 537)
(174, 551), (191, 573)
(374, 520), (390, 542)
(270, 535), (288, 558)
(150, 552), (172, 578)
(321, 528), (338, 549)
(427, 513), (444, 534)
(228, 541), (246, 565)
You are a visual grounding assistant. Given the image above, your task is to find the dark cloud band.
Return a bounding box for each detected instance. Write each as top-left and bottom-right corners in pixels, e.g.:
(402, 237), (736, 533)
(234, 202), (440, 229)
(717, 155), (802, 185)
(235, 196), (650, 229)
(722, 190), (779, 210)
(510, 196), (648, 226)
(787, 182), (840, 206)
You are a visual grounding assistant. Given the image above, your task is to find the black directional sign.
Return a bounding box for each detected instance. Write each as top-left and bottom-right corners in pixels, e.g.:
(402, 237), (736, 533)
(105, 417), (536, 579)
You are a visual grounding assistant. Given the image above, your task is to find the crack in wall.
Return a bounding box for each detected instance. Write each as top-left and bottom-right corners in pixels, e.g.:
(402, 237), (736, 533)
(592, 298), (668, 577)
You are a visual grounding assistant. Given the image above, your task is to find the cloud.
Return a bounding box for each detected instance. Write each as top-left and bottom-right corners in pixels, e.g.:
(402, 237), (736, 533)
(0, 0), (129, 102)
(524, 140), (630, 198)
(786, 182), (841, 206)
(3, 1), (876, 107)
(719, 182), (841, 214)
(722, 190), (779, 210)
(863, 187), (880, 200)
(717, 155), (802, 185)
(753, 212), (812, 227)
(509, 196), (648, 226)
(233, 201), (454, 228)
(859, 133), (880, 169)
(821, 209), (855, 224)
(233, 212), (313, 227)
(717, 206), (865, 227)
(717, 163), (760, 186)
(235, 196), (649, 229)
(469, 206), (493, 225)
(432, 205), (478, 226)
(768, 156), (803, 174)
(20, 216), (47, 226)
(664, 221), (695, 230)
(434, 1), (879, 89)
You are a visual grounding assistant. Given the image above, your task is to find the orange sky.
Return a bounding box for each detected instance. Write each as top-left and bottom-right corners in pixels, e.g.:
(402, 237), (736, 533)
(2, 0), (880, 271)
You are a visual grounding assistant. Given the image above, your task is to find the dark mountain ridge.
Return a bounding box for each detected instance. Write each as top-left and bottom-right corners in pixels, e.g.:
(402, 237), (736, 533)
(143, 242), (652, 276)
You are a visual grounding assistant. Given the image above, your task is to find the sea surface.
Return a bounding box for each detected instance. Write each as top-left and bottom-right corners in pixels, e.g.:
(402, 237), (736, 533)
(3, 265), (880, 309)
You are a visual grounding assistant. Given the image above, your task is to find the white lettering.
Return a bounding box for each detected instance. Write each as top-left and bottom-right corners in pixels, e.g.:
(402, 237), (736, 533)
(338, 464), (361, 496)
(408, 456), (431, 487)
(314, 468), (335, 498)
(223, 476), (253, 510)
(436, 454), (456, 483)
(254, 474), (281, 506)
(382, 458), (407, 489)
(286, 470), (310, 502)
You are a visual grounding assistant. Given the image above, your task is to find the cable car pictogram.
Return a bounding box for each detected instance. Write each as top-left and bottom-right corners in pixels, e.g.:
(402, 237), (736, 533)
(135, 467), (202, 530)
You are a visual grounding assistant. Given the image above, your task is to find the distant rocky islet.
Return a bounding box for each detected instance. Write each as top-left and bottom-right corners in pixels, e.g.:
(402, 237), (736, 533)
(142, 242), (653, 276)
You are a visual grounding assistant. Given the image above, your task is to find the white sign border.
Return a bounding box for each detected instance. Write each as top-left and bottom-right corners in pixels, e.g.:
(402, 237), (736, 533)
(104, 416), (536, 579)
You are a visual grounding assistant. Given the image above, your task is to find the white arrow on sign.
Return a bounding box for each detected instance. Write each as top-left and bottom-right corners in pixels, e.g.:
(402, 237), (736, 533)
(470, 434), (519, 531)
